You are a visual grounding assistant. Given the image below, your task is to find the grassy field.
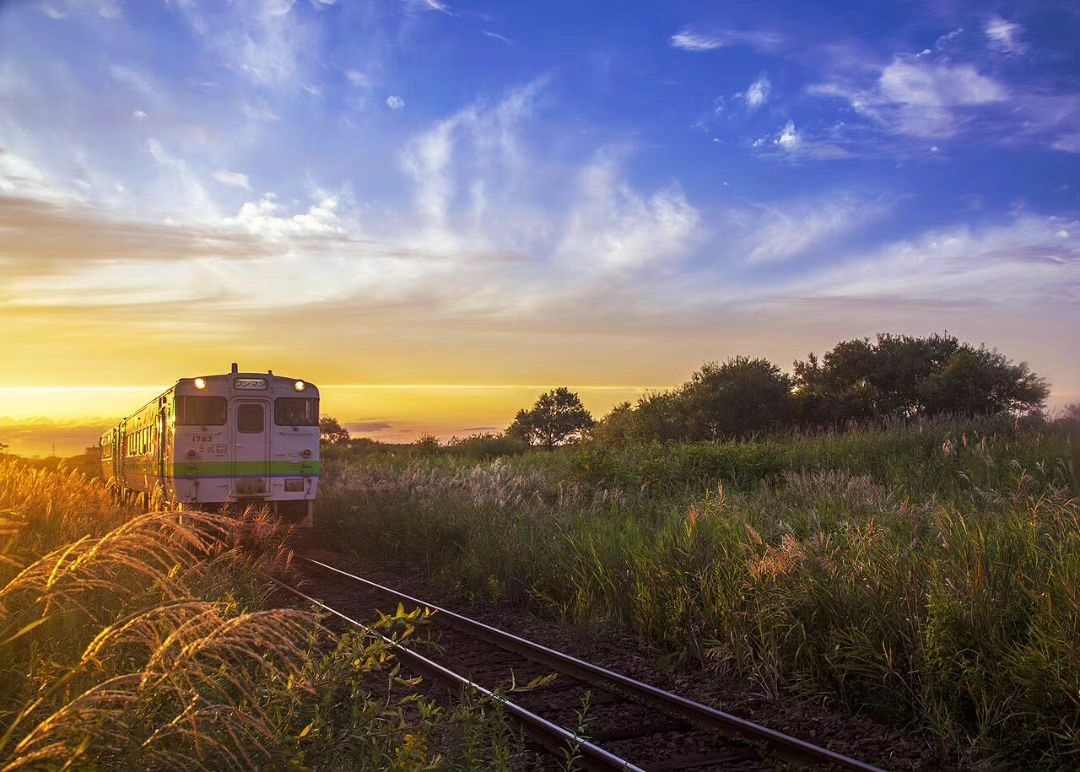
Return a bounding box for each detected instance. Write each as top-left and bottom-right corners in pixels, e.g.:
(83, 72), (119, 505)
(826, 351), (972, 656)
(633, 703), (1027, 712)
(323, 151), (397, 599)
(322, 416), (1079, 767)
(0, 460), (524, 770)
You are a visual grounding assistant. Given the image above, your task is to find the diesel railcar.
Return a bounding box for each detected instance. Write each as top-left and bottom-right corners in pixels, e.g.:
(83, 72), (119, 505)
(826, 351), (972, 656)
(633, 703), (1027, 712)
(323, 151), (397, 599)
(100, 364), (320, 526)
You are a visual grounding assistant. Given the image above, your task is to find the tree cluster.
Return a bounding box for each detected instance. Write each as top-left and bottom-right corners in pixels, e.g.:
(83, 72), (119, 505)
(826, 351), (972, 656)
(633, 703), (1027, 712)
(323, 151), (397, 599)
(793, 333), (1048, 424)
(592, 334), (1049, 444)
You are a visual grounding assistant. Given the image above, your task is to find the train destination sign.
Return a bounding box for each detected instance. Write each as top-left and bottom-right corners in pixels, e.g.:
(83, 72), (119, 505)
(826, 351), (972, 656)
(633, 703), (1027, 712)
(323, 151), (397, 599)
(234, 377), (268, 390)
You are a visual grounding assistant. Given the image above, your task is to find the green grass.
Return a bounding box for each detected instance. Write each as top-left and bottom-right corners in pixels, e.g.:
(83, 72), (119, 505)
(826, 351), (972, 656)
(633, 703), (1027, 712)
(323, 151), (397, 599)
(323, 417), (1079, 767)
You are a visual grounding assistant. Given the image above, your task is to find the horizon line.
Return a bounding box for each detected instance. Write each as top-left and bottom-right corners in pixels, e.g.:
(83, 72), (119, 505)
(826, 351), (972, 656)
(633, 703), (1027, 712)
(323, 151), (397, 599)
(0, 384), (670, 393)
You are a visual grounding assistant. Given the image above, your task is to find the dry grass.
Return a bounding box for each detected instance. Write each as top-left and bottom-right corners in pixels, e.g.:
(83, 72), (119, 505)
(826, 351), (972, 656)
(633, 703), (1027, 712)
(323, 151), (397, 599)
(0, 459), (524, 770)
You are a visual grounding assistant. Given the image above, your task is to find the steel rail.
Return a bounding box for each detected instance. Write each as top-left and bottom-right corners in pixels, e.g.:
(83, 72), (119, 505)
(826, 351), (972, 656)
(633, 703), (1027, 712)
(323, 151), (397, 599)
(299, 555), (883, 772)
(269, 577), (643, 771)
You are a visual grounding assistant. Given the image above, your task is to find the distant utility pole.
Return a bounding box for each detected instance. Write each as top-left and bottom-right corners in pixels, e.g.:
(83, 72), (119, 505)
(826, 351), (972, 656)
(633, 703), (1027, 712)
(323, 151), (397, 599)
(52, 443), (56, 457)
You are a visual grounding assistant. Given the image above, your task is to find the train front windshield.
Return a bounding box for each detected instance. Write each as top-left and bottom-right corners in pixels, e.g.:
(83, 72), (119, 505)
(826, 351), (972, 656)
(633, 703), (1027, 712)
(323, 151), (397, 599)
(175, 396), (227, 425)
(274, 398), (319, 426)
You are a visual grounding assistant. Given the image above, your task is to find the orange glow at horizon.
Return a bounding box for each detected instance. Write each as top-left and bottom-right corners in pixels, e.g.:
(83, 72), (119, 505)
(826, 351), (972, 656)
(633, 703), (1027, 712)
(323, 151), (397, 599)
(0, 383), (663, 456)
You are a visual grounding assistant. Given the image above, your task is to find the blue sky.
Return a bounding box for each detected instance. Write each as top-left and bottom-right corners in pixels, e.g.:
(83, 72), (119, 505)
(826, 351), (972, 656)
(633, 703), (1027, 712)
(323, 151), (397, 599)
(0, 0), (1077, 452)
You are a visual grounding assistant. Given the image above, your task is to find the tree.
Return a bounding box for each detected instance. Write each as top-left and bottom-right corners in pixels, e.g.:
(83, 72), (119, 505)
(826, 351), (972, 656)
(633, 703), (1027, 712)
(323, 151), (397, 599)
(591, 402), (638, 446)
(680, 357), (794, 440)
(872, 333), (960, 416)
(632, 391), (688, 443)
(320, 416), (350, 446)
(506, 388), (596, 450)
(921, 347), (1049, 416)
(794, 334), (1048, 424)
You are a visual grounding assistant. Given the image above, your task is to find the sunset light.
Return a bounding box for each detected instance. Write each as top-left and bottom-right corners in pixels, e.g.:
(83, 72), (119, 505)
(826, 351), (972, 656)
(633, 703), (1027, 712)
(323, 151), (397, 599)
(2, 4), (1079, 767)
(1, 1), (1077, 456)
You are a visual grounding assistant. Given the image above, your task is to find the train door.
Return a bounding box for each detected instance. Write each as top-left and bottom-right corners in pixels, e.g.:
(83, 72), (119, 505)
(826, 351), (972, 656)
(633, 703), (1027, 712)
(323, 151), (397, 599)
(232, 399), (271, 499)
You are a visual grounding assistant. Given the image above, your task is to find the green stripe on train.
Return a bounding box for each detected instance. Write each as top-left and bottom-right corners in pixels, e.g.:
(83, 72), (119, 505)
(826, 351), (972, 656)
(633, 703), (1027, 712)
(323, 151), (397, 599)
(170, 461), (322, 477)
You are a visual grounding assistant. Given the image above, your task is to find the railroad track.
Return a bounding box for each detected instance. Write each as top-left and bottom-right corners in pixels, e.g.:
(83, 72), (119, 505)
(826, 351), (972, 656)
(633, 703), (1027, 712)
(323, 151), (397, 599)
(277, 555), (883, 772)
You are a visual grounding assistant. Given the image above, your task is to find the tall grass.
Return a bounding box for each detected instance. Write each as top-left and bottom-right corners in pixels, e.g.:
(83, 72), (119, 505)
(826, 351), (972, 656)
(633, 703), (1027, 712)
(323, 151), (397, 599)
(0, 460), (524, 770)
(324, 418), (1079, 766)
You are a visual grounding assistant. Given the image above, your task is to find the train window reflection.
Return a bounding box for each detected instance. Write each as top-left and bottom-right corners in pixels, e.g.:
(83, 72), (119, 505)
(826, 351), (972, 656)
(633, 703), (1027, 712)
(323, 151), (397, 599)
(175, 396), (227, 426)
(274, 398), (318, 426)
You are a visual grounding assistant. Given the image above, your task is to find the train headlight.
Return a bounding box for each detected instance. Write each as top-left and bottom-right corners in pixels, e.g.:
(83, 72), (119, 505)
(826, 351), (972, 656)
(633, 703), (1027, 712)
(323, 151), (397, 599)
(194, 378), (206, 390)
(294, 380), (306, 392)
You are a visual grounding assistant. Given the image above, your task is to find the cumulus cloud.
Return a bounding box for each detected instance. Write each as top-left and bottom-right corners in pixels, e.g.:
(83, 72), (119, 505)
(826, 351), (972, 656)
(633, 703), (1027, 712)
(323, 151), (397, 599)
(386, 95), (405, 110)
(877, 59), (1006, 138)
(879, 59), (1006, 108)
(776, 120), (801, 150)
(670, 27), (783, 53)
(745, 74), (771, 109)
(810, 57), (1007, 140)
(226, 194), (344, 238)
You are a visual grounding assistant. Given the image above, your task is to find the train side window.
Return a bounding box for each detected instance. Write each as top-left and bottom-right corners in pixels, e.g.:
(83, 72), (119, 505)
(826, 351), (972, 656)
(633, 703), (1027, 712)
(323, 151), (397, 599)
(274, 398), (319, 426)
(237, 403), (264, 433)
(175, 396), (227, 426)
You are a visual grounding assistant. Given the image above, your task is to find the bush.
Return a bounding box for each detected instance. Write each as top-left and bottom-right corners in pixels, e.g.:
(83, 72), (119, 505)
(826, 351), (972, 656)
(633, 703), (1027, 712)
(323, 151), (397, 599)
(447, 433), (529, 460)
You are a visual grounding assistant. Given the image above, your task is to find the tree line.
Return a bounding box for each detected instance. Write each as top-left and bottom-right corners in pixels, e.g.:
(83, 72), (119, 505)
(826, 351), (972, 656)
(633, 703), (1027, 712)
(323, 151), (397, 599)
(321, 333), (1056, 451)
(518, 333), (1051, 447)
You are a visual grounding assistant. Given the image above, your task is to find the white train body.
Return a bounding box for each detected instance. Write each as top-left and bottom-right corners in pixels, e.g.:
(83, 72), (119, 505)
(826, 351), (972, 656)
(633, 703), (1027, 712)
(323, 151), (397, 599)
(100, 365), (320, 526)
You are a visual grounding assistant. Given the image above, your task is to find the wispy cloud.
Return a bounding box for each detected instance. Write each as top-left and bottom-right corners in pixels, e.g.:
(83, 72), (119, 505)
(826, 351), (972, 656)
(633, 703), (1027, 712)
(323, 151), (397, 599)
(406, 0), (452, 15)
(482, 30), (513, 46)
(734, 195), (890, 265)
(145, 138), (214, 219)
(108, 64), (158, 103)
(1053, 133), (1080, 153)
(985, 16), (1027, 55)
(386, 94), (405, 110)
(670, 27), (783, 53)
(213, 170), (251, 190)
(398, 79), (545, 250)
(788, 215), (1080, 305)
(556, 152), (700, 272)
(174, 0), (321, 90)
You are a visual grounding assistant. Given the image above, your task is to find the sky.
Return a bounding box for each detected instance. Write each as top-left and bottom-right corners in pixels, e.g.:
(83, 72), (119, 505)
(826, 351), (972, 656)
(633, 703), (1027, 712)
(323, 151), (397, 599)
(0, 0), (1078, 455)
